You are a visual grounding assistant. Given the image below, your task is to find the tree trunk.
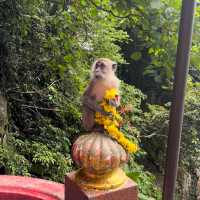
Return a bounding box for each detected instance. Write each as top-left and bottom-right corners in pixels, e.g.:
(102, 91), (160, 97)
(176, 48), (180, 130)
(0, 30), (9, 145)
(196, 169), (200, 200)
(0, 94), (8, 145)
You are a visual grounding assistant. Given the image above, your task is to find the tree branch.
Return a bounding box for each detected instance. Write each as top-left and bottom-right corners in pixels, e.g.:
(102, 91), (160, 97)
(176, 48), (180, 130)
(88, 0), (144, 19)
(21, 104), (60, 112)
(139, 132), (167, 138)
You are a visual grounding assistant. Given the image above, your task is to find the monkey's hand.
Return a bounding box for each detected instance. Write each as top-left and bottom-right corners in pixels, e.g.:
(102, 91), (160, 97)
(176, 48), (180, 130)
(108, 95), (120, 107)
(82, 96), (109, 116)
(109, 99), (118, 107)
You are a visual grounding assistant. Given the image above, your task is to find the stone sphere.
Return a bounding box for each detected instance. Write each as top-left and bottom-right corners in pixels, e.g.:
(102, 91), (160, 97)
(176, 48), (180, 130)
(72, 132), (128, 175)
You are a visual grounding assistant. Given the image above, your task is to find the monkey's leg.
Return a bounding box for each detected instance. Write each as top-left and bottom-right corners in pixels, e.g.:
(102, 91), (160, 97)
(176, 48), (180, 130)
(82, 96), (112, 131)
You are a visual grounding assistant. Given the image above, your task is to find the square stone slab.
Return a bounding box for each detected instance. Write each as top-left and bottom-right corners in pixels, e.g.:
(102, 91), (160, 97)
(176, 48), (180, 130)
(65, 171), (138, 200)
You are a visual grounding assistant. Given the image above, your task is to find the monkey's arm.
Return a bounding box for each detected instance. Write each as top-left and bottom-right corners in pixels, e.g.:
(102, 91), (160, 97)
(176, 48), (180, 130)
(82, 95), (107, 131)
(82, 80), (106, 114)
(82, 95), (108, 115)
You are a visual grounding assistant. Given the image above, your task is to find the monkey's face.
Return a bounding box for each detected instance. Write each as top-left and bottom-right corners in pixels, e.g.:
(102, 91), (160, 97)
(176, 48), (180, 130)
(92, 59), (117, 80)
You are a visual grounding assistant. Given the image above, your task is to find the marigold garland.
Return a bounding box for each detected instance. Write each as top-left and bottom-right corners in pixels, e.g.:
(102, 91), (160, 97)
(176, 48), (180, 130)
(95, 88), (139, 153)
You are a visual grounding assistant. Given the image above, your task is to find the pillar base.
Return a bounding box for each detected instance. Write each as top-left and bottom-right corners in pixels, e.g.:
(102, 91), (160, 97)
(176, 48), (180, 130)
(75, 167), (127, 190)
(65, 170), (138, 200)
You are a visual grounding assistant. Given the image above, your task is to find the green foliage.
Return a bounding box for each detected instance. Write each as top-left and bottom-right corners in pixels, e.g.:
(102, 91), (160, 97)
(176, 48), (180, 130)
(142, 78), (200, 172)
(127, 169), (162, 200)
(181, 79), (200, 170)
(0, 145), (30, 176)
(118, 0), (200, 104)
(120, 81), (146, 142)
(118, 0), (180, 98)
(139, 78), (200, 199)
(125, 156), (161, 200)
(1, 0), (199, 199)
(0, 0), (129, 183)
(140, 104), (169, 171)
(120, 82), (161, 199)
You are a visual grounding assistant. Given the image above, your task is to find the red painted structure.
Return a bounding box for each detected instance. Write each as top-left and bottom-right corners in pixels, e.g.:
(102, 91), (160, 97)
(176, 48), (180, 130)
(0, 176), (64, 200)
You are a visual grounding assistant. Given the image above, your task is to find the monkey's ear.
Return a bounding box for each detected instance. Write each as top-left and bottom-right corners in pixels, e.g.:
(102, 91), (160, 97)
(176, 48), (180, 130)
(112, 62), (117, 72)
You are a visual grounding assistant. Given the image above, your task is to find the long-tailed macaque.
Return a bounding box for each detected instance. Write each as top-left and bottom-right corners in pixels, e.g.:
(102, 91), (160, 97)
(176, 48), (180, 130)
(82, 58), (120, 131)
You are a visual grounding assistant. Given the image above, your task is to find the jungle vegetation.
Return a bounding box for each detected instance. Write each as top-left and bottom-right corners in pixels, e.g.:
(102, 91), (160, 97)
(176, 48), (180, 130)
(0, 0), (200, 199)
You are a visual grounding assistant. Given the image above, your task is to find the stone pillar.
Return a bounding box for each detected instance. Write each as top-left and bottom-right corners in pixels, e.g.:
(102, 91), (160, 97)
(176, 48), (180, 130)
(65, 171), (138, 200)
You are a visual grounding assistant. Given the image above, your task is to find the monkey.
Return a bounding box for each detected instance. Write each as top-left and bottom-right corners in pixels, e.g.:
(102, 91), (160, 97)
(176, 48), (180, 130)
(82, 58), (120, 132)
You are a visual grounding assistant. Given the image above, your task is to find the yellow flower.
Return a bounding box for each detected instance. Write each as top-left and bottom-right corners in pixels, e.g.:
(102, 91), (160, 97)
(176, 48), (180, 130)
(113, 120), (119, 127)
(115, 113), (122, 121)
(104, 89), (118, 100)
(127, 143), (139, 153)
(94, 88), (139, 154)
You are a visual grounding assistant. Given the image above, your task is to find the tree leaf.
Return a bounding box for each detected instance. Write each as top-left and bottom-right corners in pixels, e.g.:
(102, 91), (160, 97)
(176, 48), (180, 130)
(131, 52), (142, 61)
(150, 0), (163, 9)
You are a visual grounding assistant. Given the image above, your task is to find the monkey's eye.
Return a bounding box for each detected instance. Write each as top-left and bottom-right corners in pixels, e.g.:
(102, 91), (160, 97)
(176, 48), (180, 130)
(95, 62), (105, 69)
(112, 62), (117, 71)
